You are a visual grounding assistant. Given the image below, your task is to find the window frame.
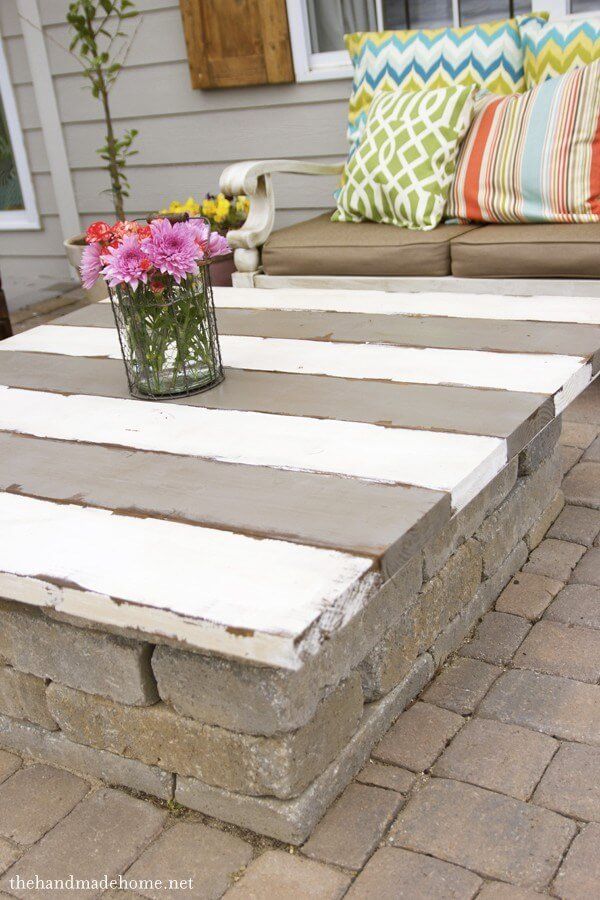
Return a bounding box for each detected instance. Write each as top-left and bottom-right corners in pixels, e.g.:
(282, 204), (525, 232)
(0, 29), (40, 231)
(285, 0), (572, 83)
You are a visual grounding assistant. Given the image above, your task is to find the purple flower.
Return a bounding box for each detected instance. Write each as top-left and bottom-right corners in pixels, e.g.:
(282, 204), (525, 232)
(103, 235), (152, 291)
(207, 230), (231, 257)
(141, 218), (199, 283)
(188, 219), (231, 258)
(188, 218), (210, 255)
(80, 242), (104, 290)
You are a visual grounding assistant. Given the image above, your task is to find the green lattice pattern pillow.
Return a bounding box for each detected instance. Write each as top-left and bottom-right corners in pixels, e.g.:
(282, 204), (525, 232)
(334, 86), (475, 231)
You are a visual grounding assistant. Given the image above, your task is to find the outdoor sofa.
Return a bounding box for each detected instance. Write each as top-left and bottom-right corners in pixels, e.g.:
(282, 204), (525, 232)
(220, 159), (600, 298)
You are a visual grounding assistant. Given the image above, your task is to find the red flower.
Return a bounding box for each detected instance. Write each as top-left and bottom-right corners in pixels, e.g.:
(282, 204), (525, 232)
(85, 221), (112, 244)
(100, 240), (119, 260)
(140, 257), (152, 272)
(149, 279), (165, 294)
(110, 221), (128, 242)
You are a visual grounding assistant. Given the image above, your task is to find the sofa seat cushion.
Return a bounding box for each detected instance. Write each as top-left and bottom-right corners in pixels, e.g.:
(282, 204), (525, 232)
(451, 223), (600, 279)
(262, 213), (480, 277)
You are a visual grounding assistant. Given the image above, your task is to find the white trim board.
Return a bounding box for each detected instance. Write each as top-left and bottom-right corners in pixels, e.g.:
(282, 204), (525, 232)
(248, 276), (600, 299)
(0, 24), (39, 230)
(15, 0), (80, 244)
(0, 491), (375, 668)
(0, 325), (587, 398)
(0, 386), (507, 510)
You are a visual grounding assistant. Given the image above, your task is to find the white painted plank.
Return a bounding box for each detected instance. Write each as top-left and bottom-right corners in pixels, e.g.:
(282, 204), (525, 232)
(0, 386), (505, 509)
(554, 362), (594, 414)
(212, 287), (600, 325)
(0, 492), (374, 666)
(0, 324), (586, 396)
(221, 336), (585, 397)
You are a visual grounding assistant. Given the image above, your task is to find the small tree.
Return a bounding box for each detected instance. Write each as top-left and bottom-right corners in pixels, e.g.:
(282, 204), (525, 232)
(67, 0), (139, 220)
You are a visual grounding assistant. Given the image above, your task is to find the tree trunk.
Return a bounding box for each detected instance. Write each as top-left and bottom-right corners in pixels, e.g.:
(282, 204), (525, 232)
(0, 273), (12, 340)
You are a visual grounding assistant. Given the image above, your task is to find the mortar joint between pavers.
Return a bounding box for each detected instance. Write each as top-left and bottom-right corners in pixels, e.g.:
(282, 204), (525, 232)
(548, 817), (583, 891)
(524, 739), (563, 806)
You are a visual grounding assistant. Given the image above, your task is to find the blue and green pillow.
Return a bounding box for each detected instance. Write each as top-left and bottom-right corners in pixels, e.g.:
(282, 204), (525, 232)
(519, 14), (600, 87)
(345, 14), (548, 153)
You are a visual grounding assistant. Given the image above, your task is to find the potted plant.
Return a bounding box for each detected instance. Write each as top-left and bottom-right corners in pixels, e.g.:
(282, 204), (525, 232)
(161, 193), (250, 286)
(63, 0), (139, 300)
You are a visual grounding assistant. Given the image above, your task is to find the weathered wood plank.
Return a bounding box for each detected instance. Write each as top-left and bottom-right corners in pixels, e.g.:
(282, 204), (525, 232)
(0, 432), (450, 576)
(0, 325), (587, 397)
(58, 302), (600, 362)
(0, 386), (507, 509)
(212, 287), (600, 325)
(0, 491), (375, 667)
(0, 351), (553, 455)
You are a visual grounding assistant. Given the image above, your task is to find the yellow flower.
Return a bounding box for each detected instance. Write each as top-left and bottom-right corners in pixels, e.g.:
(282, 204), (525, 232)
(162, 200), (183, 214)
(182, 196), (200, 215)
(235, 195), (250, 216)
(216, 194), (231, 214)
(202, 198), (218, 218)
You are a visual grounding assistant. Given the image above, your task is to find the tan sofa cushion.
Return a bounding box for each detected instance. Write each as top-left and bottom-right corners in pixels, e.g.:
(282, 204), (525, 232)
(451, 223), (600, 279)
(262, 212), (480, 277)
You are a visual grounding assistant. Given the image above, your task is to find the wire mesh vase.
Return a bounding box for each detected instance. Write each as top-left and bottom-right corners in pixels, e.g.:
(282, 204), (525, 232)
(108, 262), (224, 400)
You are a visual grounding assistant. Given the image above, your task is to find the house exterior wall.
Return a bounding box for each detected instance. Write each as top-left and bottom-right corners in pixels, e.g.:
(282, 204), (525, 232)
(0, 0), (346, 311)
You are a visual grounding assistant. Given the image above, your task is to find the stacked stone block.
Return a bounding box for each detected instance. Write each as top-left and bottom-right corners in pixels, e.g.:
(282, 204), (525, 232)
(0, 423), (564, 843)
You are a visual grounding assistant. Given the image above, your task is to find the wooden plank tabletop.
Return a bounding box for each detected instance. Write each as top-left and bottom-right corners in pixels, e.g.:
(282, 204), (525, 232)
(0, 287), (598, 668)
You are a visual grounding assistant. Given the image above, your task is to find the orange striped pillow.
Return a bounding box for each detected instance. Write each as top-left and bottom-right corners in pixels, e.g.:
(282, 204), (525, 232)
(446, 61), (600, 223)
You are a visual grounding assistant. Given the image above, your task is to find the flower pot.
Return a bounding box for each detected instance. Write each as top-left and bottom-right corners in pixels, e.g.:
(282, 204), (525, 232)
(209, 252), (235, 287)
(108, 263), (224, 400)
(64, 234), (108, 302)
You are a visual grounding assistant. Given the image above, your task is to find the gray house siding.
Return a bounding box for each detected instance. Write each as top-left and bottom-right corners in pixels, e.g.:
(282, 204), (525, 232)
(0, 0), (346, 311)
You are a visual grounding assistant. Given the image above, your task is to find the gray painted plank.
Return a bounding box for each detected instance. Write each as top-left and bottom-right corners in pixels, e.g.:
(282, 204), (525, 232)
(0, 432), (450, 576)
(58, 303), (600, 362)
(0, 0), (177, 36)
(15, 68), (352, 130)
(25, 102), (349, 172)
(6, 9), (187, 83)
(0, 351), (554, 455)
(69, 164), (338, 215)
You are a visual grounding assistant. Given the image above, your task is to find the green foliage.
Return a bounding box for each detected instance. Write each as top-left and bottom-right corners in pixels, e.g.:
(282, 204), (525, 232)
(66, 0), (139, 219)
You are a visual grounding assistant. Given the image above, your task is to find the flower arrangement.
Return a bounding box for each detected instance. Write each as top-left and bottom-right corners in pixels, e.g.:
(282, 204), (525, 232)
(81, 217), (228, 398)
(161, 193), (250, 235)
(80, 216), (230, 291)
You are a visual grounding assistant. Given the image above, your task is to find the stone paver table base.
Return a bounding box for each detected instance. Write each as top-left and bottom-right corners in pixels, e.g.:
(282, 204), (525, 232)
(0, 287), (598, 841)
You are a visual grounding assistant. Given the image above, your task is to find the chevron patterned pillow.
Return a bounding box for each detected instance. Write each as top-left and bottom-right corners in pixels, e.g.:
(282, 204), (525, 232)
(345, 15), (548, 153)
(334, 85), (475, 232)
(520, 15), (600, 87)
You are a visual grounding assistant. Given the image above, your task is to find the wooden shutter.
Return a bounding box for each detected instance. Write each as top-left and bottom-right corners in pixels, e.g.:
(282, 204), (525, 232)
(179, 0), (294, 89)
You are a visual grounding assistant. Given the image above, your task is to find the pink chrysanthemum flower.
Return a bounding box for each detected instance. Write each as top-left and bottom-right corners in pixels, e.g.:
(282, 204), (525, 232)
(188, 219), (231, 258)
(207, 230), (231, 257)
(80, 241), (104, 290)
(103, 235), (152, 291)
(188, 218), (210, 254)
(141, 218), (199, 283)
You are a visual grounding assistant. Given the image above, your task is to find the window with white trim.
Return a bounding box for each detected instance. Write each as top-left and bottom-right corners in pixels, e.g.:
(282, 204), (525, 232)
(286, 0), (592, 82)
(571, 0), (600, 12)
(0, 32), (39, 230)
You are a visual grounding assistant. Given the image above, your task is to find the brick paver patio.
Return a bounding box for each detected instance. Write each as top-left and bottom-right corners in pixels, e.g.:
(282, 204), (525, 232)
(1, 298), (599, 898)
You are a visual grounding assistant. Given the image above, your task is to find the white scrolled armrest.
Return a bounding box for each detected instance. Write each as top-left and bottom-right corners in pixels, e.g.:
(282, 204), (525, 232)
(219, 159), (345, 273)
